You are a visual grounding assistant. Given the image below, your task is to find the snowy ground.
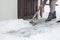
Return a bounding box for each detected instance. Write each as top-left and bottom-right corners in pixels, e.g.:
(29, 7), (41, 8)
(0, 19), (60, 40)
(0, 0), (60, 40)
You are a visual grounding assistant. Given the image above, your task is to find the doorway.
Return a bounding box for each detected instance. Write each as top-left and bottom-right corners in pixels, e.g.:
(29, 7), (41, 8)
(18, 0), (38, 19)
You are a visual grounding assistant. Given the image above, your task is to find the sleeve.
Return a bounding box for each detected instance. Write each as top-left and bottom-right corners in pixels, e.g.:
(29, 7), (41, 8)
(43, 0), (48, 4)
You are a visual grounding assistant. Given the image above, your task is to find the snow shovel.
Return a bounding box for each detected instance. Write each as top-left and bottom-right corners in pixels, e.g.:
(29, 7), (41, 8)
(29, 7), (43, 25)
(29, 0), (44, 26)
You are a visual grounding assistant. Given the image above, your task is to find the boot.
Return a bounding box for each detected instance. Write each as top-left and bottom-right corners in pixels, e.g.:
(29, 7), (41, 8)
(45, 11), (56, 22)
(45, 12), (53, 22)
(52, 11), (56, 19)
(57, 20), (60, 22)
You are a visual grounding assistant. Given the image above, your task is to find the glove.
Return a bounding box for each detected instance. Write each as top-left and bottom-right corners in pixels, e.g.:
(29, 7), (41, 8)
(40, 3), (45, 9)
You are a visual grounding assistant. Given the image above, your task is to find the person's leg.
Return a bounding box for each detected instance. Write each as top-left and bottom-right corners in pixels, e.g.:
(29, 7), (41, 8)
(45, 0), (58, 22)
(50, 0), (56, 13)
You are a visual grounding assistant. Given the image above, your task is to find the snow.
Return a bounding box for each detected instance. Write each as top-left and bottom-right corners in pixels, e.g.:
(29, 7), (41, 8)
(0, 19), (60, 40)
(0, 19), (33, 33)
(0, 0), (60, 40)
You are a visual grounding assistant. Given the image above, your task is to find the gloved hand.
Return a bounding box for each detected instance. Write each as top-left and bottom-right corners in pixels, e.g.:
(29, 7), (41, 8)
(39, 2), (45, 12)
(40, 3), (45, 9)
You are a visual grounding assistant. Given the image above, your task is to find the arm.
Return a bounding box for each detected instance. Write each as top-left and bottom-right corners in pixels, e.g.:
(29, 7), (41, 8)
(40, 0), (48, 8)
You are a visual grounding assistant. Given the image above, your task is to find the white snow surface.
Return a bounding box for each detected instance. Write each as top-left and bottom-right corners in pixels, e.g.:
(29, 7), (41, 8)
(0, 19), (33, 33)
(0, 19), (60, 40)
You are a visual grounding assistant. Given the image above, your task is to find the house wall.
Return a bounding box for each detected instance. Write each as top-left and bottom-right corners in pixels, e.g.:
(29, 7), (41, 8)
(0, 0), (17, 21)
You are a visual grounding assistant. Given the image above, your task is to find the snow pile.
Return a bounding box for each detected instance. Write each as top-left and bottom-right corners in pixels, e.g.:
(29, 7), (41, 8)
(0, 19), (33, 33)
(0, 27), (60, 40)
(29, 27), (60, 40)
(0, 34), (20, 40)
(0, 19), (60, 40)
(6, 19), (60, 38)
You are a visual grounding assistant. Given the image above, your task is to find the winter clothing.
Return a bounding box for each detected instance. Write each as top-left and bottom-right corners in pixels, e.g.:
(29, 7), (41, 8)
(43, 0), (58, 22)
(45, 11), (56, 22)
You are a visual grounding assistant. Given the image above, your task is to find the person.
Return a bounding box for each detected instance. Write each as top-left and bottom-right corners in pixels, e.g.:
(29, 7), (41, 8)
(40, 0), (58, 22)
